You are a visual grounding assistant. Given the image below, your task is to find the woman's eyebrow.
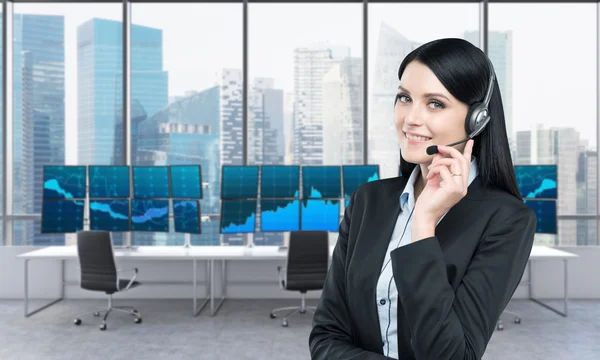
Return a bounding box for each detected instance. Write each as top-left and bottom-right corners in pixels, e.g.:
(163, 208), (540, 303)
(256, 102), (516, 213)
(397, 85), (452, 103)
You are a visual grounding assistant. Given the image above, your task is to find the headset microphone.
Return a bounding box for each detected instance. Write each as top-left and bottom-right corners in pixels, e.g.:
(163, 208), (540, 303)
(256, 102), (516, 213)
(425, 55), (496, 156)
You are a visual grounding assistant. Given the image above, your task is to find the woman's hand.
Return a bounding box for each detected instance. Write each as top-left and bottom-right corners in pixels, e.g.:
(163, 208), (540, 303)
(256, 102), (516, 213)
(412, 139), (474, 241)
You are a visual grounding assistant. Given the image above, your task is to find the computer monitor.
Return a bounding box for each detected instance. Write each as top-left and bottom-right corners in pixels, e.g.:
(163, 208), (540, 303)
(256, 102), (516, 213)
(130, 199), (169, 232)
(342, 165), (380, 198)
(169, 165), (203, 199)
(260, 165), (300, 199)
(173, 199), (201, 234)
(300, 199), (340, 232)
(132, 166), (170, 199)
(220, 199), (256, 233)
(301, 166), (341, 199)
(41, 199), (85, 233)
(514, 165), (557, 199)
(89, 199), (131, 232)
(260, 199), (300, 232)
(221, 165), (259, 199)
(88, 166), (130, 198)
(43, 165), (87, 199)
(523, 199), (557, 234)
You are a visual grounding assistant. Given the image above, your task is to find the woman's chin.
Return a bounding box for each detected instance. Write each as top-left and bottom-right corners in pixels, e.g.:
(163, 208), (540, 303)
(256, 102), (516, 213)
(401, 147), (430, 164)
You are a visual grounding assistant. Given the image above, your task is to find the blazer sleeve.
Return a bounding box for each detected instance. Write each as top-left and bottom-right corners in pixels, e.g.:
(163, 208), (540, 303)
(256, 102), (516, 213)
(389, 207), (536, 360)
(309, 190), (394, 360)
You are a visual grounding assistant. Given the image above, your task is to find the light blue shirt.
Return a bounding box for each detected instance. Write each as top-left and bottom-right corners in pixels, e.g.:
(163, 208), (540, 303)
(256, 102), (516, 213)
(376, 158), (479, 359)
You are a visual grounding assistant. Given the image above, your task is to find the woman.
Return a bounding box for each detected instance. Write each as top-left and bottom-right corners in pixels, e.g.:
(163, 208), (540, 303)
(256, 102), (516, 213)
(309, 38), (536, 360)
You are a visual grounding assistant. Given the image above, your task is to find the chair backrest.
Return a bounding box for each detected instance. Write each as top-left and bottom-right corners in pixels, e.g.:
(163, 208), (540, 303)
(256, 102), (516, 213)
(285, 230), (329, 292)
(76, 230), (118, 292)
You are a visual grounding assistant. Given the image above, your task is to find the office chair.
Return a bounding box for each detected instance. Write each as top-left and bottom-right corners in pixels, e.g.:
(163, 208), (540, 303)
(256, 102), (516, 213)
(269, 230), (329, 327)
(73, 230), (142, 331)
(496, 309), (521, 331)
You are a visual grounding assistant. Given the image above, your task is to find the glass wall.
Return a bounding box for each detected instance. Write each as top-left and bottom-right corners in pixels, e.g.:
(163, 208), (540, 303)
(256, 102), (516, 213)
(1, 1), (597, 247)
(12, 3), (122, 246)
(130, 3), (242, 246)
(248, 3), (363, 246)
(490, 3), (598, 246)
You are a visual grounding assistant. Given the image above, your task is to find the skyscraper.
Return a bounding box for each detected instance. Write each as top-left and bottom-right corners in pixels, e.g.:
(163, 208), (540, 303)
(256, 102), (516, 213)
(322, 57), (364, 166)
(293, 44), (351, 165)
(78, 19), (168, 167)
(11, 14), (65, 246)
(369, 22), (420, 179)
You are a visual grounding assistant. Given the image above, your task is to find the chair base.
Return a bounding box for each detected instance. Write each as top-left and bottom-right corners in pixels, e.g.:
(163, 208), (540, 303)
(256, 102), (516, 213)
(73, 295), (142, 331)
(496, 310), (521, 331)
(269, 292), (315, 327)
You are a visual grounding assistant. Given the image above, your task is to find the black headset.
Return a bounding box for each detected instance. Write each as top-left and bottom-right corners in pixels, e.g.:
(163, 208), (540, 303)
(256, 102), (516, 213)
(464, 55), (496, 138)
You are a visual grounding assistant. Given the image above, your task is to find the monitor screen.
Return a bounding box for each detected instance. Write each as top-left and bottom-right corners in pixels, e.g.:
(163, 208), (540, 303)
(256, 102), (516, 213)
(302, 166), (341, 199)
(173, 200), (201, 234)
(260, 165), (300, 199)
(523, 200), (557, 234)
(221, 166), (259, 199)
(89, 199), (130, 232)
(132, 166), (170, 199)
(43, 166), (87, 199)
(220, 199), (256, 233)
(170, 165), (203, 199)
(515, 165), (557, 199)
(342, 165), (380, 198)
(260, 199), (300, 232)
(88, 166), (130, 198)
(130, 199), (169, 232)
(41, 200), (85, 233)
(300, 199), (340, 232)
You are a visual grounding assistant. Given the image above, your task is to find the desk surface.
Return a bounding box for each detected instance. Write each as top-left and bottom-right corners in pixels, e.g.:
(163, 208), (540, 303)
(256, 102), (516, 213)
(18, 244), (577, 260)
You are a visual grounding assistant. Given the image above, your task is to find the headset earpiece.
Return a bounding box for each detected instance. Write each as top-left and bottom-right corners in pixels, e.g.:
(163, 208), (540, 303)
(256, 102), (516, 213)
(464, 56), (496, 139)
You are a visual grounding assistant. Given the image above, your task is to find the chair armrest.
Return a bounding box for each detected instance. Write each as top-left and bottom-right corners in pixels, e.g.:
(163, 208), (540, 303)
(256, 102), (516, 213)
(277, 266), (286, 290)
(117, 268), (138, 291)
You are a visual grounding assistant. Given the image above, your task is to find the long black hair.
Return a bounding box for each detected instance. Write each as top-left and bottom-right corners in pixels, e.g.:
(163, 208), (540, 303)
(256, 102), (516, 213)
(397, 38), (522, 200)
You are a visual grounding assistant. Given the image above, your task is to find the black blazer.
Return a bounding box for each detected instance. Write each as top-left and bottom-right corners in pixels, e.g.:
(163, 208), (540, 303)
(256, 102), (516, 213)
(309, 175), (537, 360)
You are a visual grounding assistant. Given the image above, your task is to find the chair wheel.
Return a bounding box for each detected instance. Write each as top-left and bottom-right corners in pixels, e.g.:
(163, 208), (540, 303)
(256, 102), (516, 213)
(269, 313), (276, 319)
(74, 318), (82, 326)
(497, 323), (504, 331)
(133, 309), (138, 313)
(134, 317), (142, 324)
(282, 319), (288, 327)
(100, 324), (107, 331)
(93, 312), (100, 317)
(514, 318), (521, 324)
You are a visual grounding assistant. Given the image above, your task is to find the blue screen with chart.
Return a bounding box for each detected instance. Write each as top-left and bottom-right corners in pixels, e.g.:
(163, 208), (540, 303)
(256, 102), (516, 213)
(43, 166), (86, 199)
(130, 199), (169, 232)
(523, 200), (557, 234)
(260, 166), (300, 198)
(221, 166), (259, 199)
(260, 199), (300, 232)
(170, 166), (203, 199)
(132, 166), (170, 199)
(515, 165), (557, 199)
(301, 199), (340, 231)
(342, 165), (379, 198)
(220, 200), (256, 233)
(302, 166), (341, 199)
(89, 199), (130, 231)
(41, 200), (85, 233)
(88, 166), (130, 198)
(173, 200), (201, 234)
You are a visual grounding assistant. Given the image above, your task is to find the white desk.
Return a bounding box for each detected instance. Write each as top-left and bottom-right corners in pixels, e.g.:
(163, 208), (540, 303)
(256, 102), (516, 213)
(527, 246), (579, 317)
(18, 245), (576, 319)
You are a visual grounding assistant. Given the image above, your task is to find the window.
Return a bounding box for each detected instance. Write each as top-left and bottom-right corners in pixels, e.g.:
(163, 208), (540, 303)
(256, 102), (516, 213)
(12, 3), (122, 246)
(368, 3), (480, 180)
(130, 3), (242, 246)
(490, 3), (598, 246)
(248, 3), (363, 246)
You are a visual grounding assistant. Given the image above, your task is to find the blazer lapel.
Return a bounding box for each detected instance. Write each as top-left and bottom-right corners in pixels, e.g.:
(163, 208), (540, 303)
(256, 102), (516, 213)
(353, 176), (407, 351)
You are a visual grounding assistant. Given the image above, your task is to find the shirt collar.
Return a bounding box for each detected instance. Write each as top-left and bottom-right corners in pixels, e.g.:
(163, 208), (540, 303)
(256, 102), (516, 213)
(400, 157), (479, 210)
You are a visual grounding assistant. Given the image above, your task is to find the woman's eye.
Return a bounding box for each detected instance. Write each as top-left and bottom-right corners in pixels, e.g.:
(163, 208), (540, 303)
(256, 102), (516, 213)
(395, 94), (410, 104)
(429, 101), (444, 109)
